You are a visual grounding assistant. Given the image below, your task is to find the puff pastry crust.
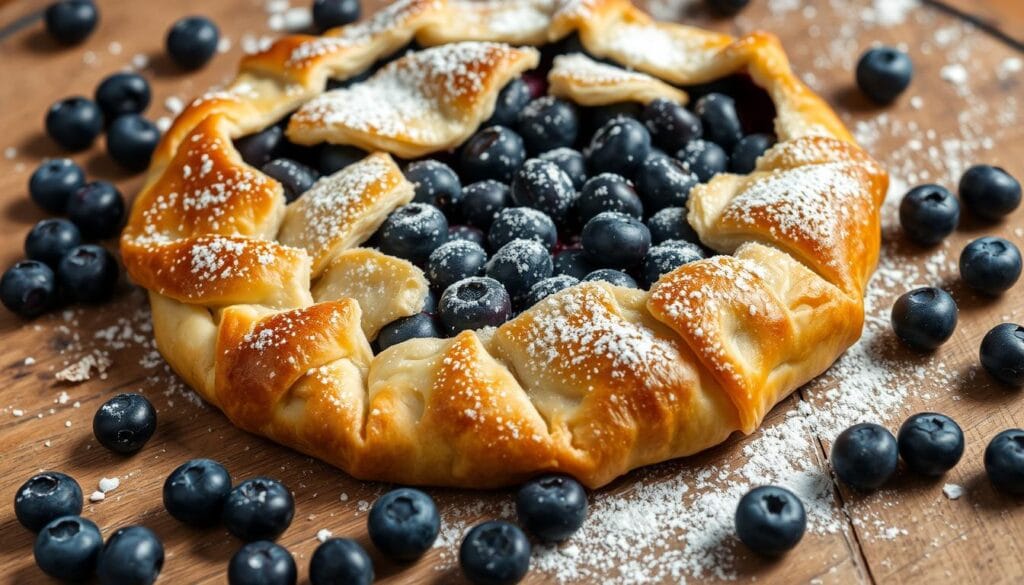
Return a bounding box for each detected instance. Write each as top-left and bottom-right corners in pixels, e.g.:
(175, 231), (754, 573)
(121, 0), (887, 488)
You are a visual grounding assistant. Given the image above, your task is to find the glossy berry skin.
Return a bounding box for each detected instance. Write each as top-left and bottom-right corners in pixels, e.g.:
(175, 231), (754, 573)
(223, 478), (295, 542)
(577, 174), (643, 223)
(45, 96), (103, 151)
(647, 207), (699, 245)
(406, 160), (463, 216)
(511, 158), (577, 223)
(635, 154), (697, 213)
(66, 181), (126, 239)
(1, 260), (58, 318)
(107, 114), (160, 171)
(524, 275), (579, 307)
(15, 472), (83, 532)
(261, 159), (319, 203)
(379, 203), (449, 266)
(368, 488), (440, 561)
(980, 323), (1024, 387)
(730, 134), (774, 174)
(831, 423), (898, 490)
(539, 147), (587, 189)
(310, 538), (374, 585)
(236, 126), (283, 168)
(581, 211), (651, 270)
(34, 515), (103, 581)
(487, 78), (532, 128)
(516, 475), (587, 542)
(985, 429), (1024, 494)
(694, 93), (744, 151)
(677, 139), (729, 183)
(44, 0), (98, 44)
(97, 526), (164, 585)
(459, 520), (531, 585)
(95, 72), (151, 120)
(377, 313), (440, 350)
(461, 126), (526, 184)
(428, 240), (488, 292)
(890, 287), (958, 352)
(642, 98), (702, 154)
(29, 158), (85, 213)
(438, 276), (512, 334)
(58, 244), (119, 303)
(897, 413), (965, 476)
(486, 239), (553, 304)
(312, 0), (361, 32)
(856, 46), (913, 105)
(899, 184), (960, 246)
(317, 144), (366, 175)
(734, 486), (805, 556)
(517, 97), (579, 155)
(93, 393), (156, 454)
(228, 541), (296, 585)
(461, 180), (511, 231)
(582, 268), (638, 288)
(553, 249), (595, 280)
(163, 458), (232, 527)
(585, 117), (652, 178)
(959, 237), (1022, 295)
(587, 103), (642, 133)
(25, 218), (81, 268)
(641, 240), (706, 288)
(959, 165), (1021, 221)
(166, 16), (220, 70)
(449, 225), (487, 247)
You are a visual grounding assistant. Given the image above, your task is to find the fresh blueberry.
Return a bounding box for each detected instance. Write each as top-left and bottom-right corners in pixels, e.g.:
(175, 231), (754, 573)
(642, 98), (702, 154)
(585, 117), (651, 178)
(317, 144), (366, 175)
(406, 160), (463, 217)
(705, 0), (751, 16)
(516, 474), (587, 542)
(830, 423), (898, 490)
(262, 159), (319, 203)
(422, 288), (438, 313)
(641, 240), (706, 287)
(33, 515), (103, 581)
(694, 93), (744, 151)
(980, 323), (1024, 387)
(734, 486), (805, 556)
(15, 472), (83, 532)
(377, 313), (440, 350)
(1, 261), (58, 317)
(460, 126), (526, 184)
(107, 114), (160, 171)
(58, 244), (119, 303)
(66, 180), (126, 239)
(223, 478), (295, 542)
(368, 488), (440, 561)
(577, 174), (643, 223)
(459, 520), (531, 585)
(312, 0), (361, 32)
(487, 78), (532, 128)
(44, 0), (99, 44)
(581, 211), (651, 270)
(517, 97), (579, 155)
(730, 134), (775, 174)
(677, 139), (729, 183)
(228, 540), (296, 585)
(448, 225), (487, 247)
(163, 458), (232, 527)
(524, 275), (579, 307)
(897, 413), (965, 476)
(96, 526), (164, 585)
(95, 72), (151, 120)
(438, 277), (512, 334)
(93, 392), (156, 454)
(635, 154), (697, 213)
(890, 287), (957, 352)
(310, 538), (374, 585)
(553, 249), (595, 280)
(511, 158), (577, 222)
(45, 96), (103, 151)
(29, 158), (85, 213)
(582, 268), (638, 288)
(856, 46), (913, 105)
(379, 203), (449, 266)
(539, 147), (587, 189)
(461, 180), (511, 231)
(959, 165), (1021, 221)
(959, 236), (1022, 295)
(428, 240), (488, 292)
(899, 184), (960, 246)
(985, 429), (1024, 494)
(236, 127), (284, 168)
(486, 239), (553, 305)
(647, 207), (699, 245)
(166, 16), (220, 70)
(25, 219), (81, 268)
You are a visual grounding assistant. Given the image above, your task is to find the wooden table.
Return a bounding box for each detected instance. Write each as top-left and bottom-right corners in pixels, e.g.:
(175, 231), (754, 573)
(0, 0), (1022, 583)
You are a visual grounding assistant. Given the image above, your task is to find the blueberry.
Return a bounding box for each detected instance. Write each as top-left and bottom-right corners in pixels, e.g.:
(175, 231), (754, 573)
(641, 240), (706, 287)
(985, 429), (1024, 494)
(705, 0), (751, 16)
(581, 211), (651, 269)
(34, 516), (103, 581)
(460, 126), (526, 185)
(228, 541), (296, 585)
(461, 180), (511, 231)
(367, 488), (440, 561)
(585, 117), (651, 178)
(428, 240), (488, 292)
(312, 0), (361, 32)
(107, 114), (161, 171)
(539, 147), (587, 189)
(582, 268), (638, 288)
(44, 0), (99, 44)
(166, 16), (220, 70)
(262, 159), (319, 203)
(223, 478), (295, 542)
(635, 154), (697, 213)
(677, 139), (729, 183)
(856, 46), (913, 105)
(553, 249), (595, 280)
(96, 526), (164, 585)
(406, 160), (463, 217)
(959, 165), (1021, 221)
(642, 98), (702, 154)
(897, 413), (965, 476)
(448, 225), (487, 247)
(377, 313), (441, 350)
(29, 158), (85, 213)
(459, 520), (531, 585)
(694, 93), (743, 151)
(1, 260), (58, 318)
(45, 96), (103, 151)
(488, 206), (558, 252)
(511, 158), (577, 222)
(163, 458), (232, 527)
(830, 423), (898, 490)
(379, 203), (449, 266)
(959, 236), (1022, 295)
(317, 144), (366, 175)
(899, 184), (960, 246)
(236, 127), (284, 168)
(95, 72), (151, 120)
(310, 538), (374, 585)
(980, 323), (1024, 387)
(577, 174), (643, 223)
(734, 486), (805, 556)
(890, 287), (957, 352)
(647, 207), (699, 245)
(516, 475), (587, 542)
(438, 276), (512, 334)
(730, 134), (775, 174)
(93, 392), (156, 454)
(25, 219), (81, 268)
(422, 288), (438, 313)
(58, 244), (120, 303)
(67, 180), (126, 239)
(14, 472), (83, 532)
(487, 78), (532, 128)
(486, 239), (553, 304)
(517, 97), (579, 155)
(524, 275), (579, 307)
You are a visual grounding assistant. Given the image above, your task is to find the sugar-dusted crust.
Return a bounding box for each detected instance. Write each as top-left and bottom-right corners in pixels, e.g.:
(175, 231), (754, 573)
(121, 0), (887, 488)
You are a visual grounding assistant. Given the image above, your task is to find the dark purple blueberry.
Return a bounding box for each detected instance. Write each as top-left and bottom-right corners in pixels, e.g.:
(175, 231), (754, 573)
(582, 268), (637, 289)
(367, 488), (440, 561)
(584, 103), (643, 137)
(641, 240), (706, 287)
(460, 126), (526, 184)
(647, 207), (700, 245)
(897, 413), (964, 476)
(45, 96), (103, 151)
(524, 275), (579, 308)
(985, 429), (1024, 494)
(959, 236), (1021, 295)
(223, 478), (294, 542)
(34, 516), (102, 581)
(891, 287), (958, 351)
(460, 180), (511, 231)
(406, 160), (463, 217)
(510, 158), (577, 222)
(166, 16), (220, 70)
(310, 538), (373, 585)
(485, 239), (553, 304)
(0, 261), (57, 318)
(235, 126), (284, 168)
(831, 423), (898, 490)
(856, 46), (913, 105)
(93, 392), (156, 454)
(107, 114), (160, 172)
(516, 474), (587, 542)
(577, 173), (643, 223)
(553, 249), (595, 280)
(677, 139), (729, 183)
(95, 72), (151, 120)
(58, 244), (119, 303)
(642, 98), (702, 153)
(25, 218), (81, 268)
(635, 154), (697, 212)
(96, 525), (164, 585)
(14, 472), (83, 532)
(581, 211), (651, 269)
(428, 240), (488, 292)
(377, 313), (441, 350)
(899, 184), (960, 246)
(228, 541), (295, 585)
(163, 458), (232, 527)
(438, 277), (512, 334)
(694, 93), (743, 150)
(959, 165), (1021, 221)
(379, 203), (449, 266)
(539, 147), (587, 189)
(44, 0), (99, 44)
(459, 520), (531, 585)
(517, 96), (579, 155)
(448, 225), (487, 247)
(705, 0), (751, 16)
(734, 486), (805, 556)
(487, 78), (532, 129)
(980, 323), (1024, 387)
(730, 133), (775, 174)
(317, 144), (367, 175)
(29, 158), (85, 214)
(67, 180), (125, 239)
(585, 117), (651, 178)
(262, 158), (319, 202)
(313, 0), (361, 32)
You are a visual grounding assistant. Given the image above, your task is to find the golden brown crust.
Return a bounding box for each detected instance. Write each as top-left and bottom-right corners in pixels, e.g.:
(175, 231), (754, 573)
(547, 53), (688, 106)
